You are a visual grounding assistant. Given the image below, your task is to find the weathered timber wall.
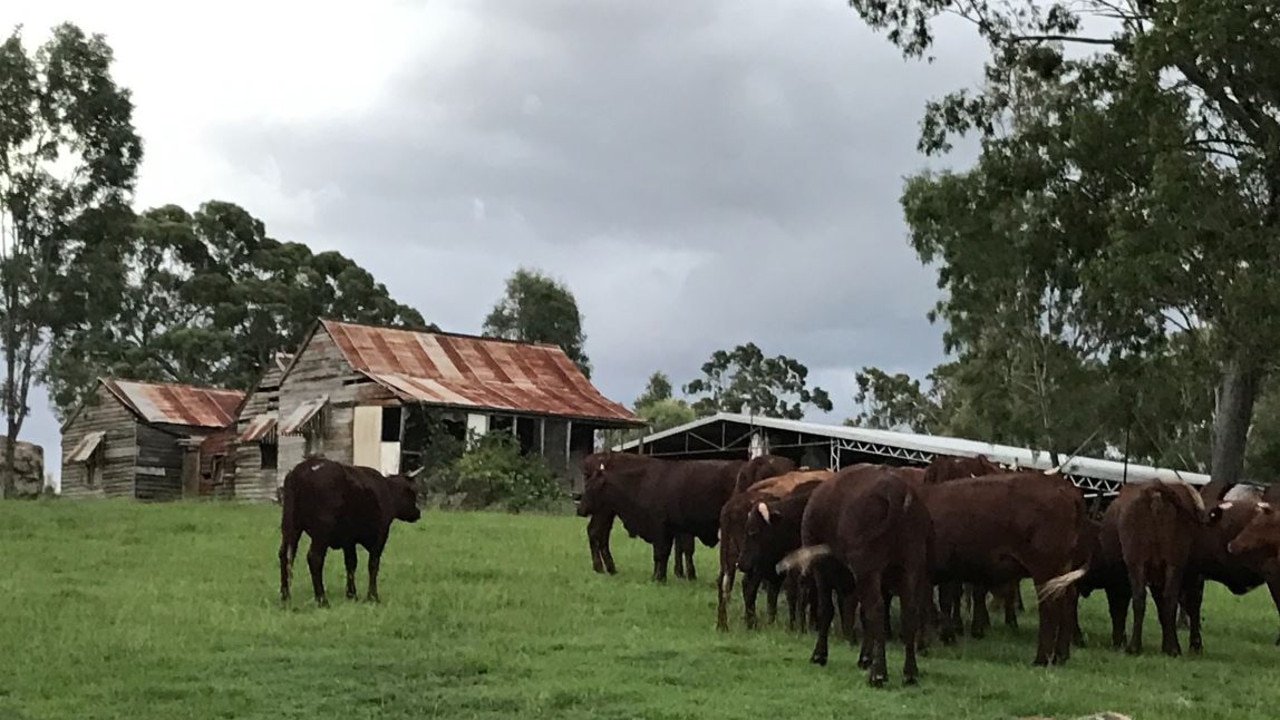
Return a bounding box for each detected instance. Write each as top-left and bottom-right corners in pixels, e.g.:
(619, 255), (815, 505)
(277, 328), (363, 476)
(231, 365), (283, 502)
(134, 423), (186, 501)
(60, 384), (138, 499)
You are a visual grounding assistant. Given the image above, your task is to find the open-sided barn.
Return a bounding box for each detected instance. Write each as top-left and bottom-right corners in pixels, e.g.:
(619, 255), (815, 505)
(231, 319), (645, 499)
(617, 412), (1211, 498)
(60, 379), (244, 500)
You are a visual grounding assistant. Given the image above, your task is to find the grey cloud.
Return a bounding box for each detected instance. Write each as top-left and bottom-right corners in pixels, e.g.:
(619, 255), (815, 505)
(207, 0), (985, 421)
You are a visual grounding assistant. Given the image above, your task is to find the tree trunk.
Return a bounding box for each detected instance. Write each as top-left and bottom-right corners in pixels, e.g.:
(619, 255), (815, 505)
(1207, 356), (1264, 501)
(1, 427), (15, 499)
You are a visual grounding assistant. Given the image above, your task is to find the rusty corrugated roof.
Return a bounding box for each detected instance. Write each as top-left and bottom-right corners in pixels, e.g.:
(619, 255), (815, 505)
(102, 378), (244, 429)
(321, 320), (642, 425)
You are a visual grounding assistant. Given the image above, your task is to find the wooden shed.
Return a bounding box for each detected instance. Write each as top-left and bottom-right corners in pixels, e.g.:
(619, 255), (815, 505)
(60, 378), (245, 500)
(225, 353), (290, 502)
(233, 318), (645, 499)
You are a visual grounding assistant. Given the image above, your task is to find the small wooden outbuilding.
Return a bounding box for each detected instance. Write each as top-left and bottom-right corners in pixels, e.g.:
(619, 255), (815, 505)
(231, 318), (645, 499)
(60, 378), (244, 500)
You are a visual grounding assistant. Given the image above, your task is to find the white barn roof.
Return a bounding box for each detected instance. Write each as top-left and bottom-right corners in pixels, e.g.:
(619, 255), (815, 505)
(616, 412), (1209, 488)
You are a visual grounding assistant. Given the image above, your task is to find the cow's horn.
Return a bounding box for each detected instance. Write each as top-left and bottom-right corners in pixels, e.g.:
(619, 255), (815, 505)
(757, 501), (770, 523)
(406, 466), (426, 478)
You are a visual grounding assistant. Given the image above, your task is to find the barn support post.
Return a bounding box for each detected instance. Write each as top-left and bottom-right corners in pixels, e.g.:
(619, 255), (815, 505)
(539, 417), (546, 456)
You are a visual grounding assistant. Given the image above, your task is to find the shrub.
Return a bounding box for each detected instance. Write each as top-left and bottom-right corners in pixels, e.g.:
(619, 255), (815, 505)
(429, 432), (566, 513)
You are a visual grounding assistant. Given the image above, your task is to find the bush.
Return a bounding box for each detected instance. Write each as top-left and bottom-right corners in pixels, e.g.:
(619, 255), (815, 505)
(428, 432), (566, 513)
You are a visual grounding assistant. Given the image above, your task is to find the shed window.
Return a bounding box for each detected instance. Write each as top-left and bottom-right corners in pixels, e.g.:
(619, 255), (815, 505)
(381, 406), (402, 443)
(260, 441), (278, 470)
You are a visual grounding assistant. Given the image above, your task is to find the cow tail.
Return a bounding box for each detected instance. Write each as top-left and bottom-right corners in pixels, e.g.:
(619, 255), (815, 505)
(1037, 566), (1088, 603)
(1153, 478), (1206, 520)
(776, 545), (831, 576)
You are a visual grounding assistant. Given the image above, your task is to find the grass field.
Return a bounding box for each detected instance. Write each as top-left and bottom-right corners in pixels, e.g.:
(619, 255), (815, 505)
(1, 501), (1277, 720)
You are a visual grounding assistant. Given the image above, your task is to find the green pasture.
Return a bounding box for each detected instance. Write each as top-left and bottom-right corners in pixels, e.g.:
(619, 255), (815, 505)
(0, 500), (1276, 719)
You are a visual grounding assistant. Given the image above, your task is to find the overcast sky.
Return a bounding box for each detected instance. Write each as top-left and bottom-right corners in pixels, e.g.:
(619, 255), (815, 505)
(6, 0), (987, 485)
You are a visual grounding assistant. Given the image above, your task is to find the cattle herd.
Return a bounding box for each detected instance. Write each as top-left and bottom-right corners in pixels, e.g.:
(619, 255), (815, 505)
(273, 452), (1280, 689)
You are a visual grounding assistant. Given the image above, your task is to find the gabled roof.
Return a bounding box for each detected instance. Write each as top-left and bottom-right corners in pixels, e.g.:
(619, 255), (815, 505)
(289, 319), (642, 426)
(98, 378), (244, 430)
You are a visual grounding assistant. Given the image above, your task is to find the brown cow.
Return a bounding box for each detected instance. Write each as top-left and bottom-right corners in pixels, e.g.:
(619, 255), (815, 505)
(576, 452), (746, 582)
(919, 454), (1023, 638)
(734, 454), (799, 493)
(715, 468), (834, 631)
(278, 458), (421, 606)
(579, 506), (697, 578)
(1188, 497), (1280, 647)
(783, 464), (932, 686)
(1047, 479), (1206, 656)
(739, 478), (831, 632)
(926, 471), (1086, 666)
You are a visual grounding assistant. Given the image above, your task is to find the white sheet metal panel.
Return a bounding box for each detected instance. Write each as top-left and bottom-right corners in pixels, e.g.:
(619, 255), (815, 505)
(379, 442), (401, 476)
(351, 405), (381, 469)
(68, 431), (105, 463)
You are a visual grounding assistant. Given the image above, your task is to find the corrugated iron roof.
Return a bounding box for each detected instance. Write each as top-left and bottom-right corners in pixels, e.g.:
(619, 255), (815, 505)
(238, 413), (278, 443)
(321, 319), (642, 425)
(68, 431), (105, 463)
(102, 378), (244, 429)
(279, 397), (328, 435)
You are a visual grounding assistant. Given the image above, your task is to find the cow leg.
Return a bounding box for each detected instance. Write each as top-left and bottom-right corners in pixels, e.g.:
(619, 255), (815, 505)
(857, 604), (874, 669)
(900, 571), (923, 685)
(1105, 584), (1131, 649)
(1183, 575), (1205, 654)
(971, 584), (991, 639)
(278, 528), (302, 604)
(716, 567), (736, 632)
(839, 581), (861, 646)
(938, 583), (962, 645)
(1266, 577), (1280, 645)
(1002, 581), (1020, 629)
(306, 536), (329, 607)
(652, 535), (673, 583)
(810, 568), (835, 666)
(1126, 566), (1148, 656)
(765, 576), (781, 625)
(366, 548), (382, 603)
(1050, 584), (1075, 664)
(742, 571), (763, 630)
(343, 545), (359, 600)
(784, 572), (800, 632)
(1071, 589), (1086, 648)
(861, 573), (889, 687)
(1158, 567), (1184, 657)
(1031, 574), (1060, 666)
(680, 534), (697, 581)
(673, 534), (687, 579)
(587, 513), (616, 575)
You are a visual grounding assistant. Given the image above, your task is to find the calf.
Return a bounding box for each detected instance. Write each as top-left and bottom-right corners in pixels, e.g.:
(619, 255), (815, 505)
(278, 458), (422, 606)
(734, 477), (830, 632)
(785, 465), (932, 687)
(715, 469), (834, 630)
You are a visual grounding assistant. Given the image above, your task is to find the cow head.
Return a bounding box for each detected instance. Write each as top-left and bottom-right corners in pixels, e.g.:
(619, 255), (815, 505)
(1227, 502), (1280, 556)
(577, 453), (611, 517)
(738, 501), (777, 574)
(386, 474), (422, 523)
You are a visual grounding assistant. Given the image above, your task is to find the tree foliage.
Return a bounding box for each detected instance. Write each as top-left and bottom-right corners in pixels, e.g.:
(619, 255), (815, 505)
(0, 23), (142, 496)
(483, 267), (591, 378)
(683, 343), (833, 421)
(44, 200), (427, 420)
(842, 0), (1280, 484)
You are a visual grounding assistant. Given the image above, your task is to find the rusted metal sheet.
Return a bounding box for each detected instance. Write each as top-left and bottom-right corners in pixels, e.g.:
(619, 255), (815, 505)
(322, 320), (642, 425)
(102, 379), (244, 429)
(280, 397), (328, 435)
(68, 431), (105, 463)
(238, 413), (278, 443)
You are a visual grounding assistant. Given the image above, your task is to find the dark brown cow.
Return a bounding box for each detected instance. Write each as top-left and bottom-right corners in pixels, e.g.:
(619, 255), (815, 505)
(715, 469), (834, 631)
(278, 458), (421, 606)
(576, 452), (746, 582)
(1046, 479), (1206, 656)
(1184, 497), (1280, 648)
(739, 478), (834, 633)
(734, 455), (799, 493)
(925, 470), (1086, 666)
(918, 454), (1023, 638)
(784, 464), (932, 687)
(582, 509), (697, 578)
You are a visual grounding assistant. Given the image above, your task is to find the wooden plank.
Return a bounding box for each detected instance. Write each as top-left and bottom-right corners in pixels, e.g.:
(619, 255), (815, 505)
(351, 406), (381, 468)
